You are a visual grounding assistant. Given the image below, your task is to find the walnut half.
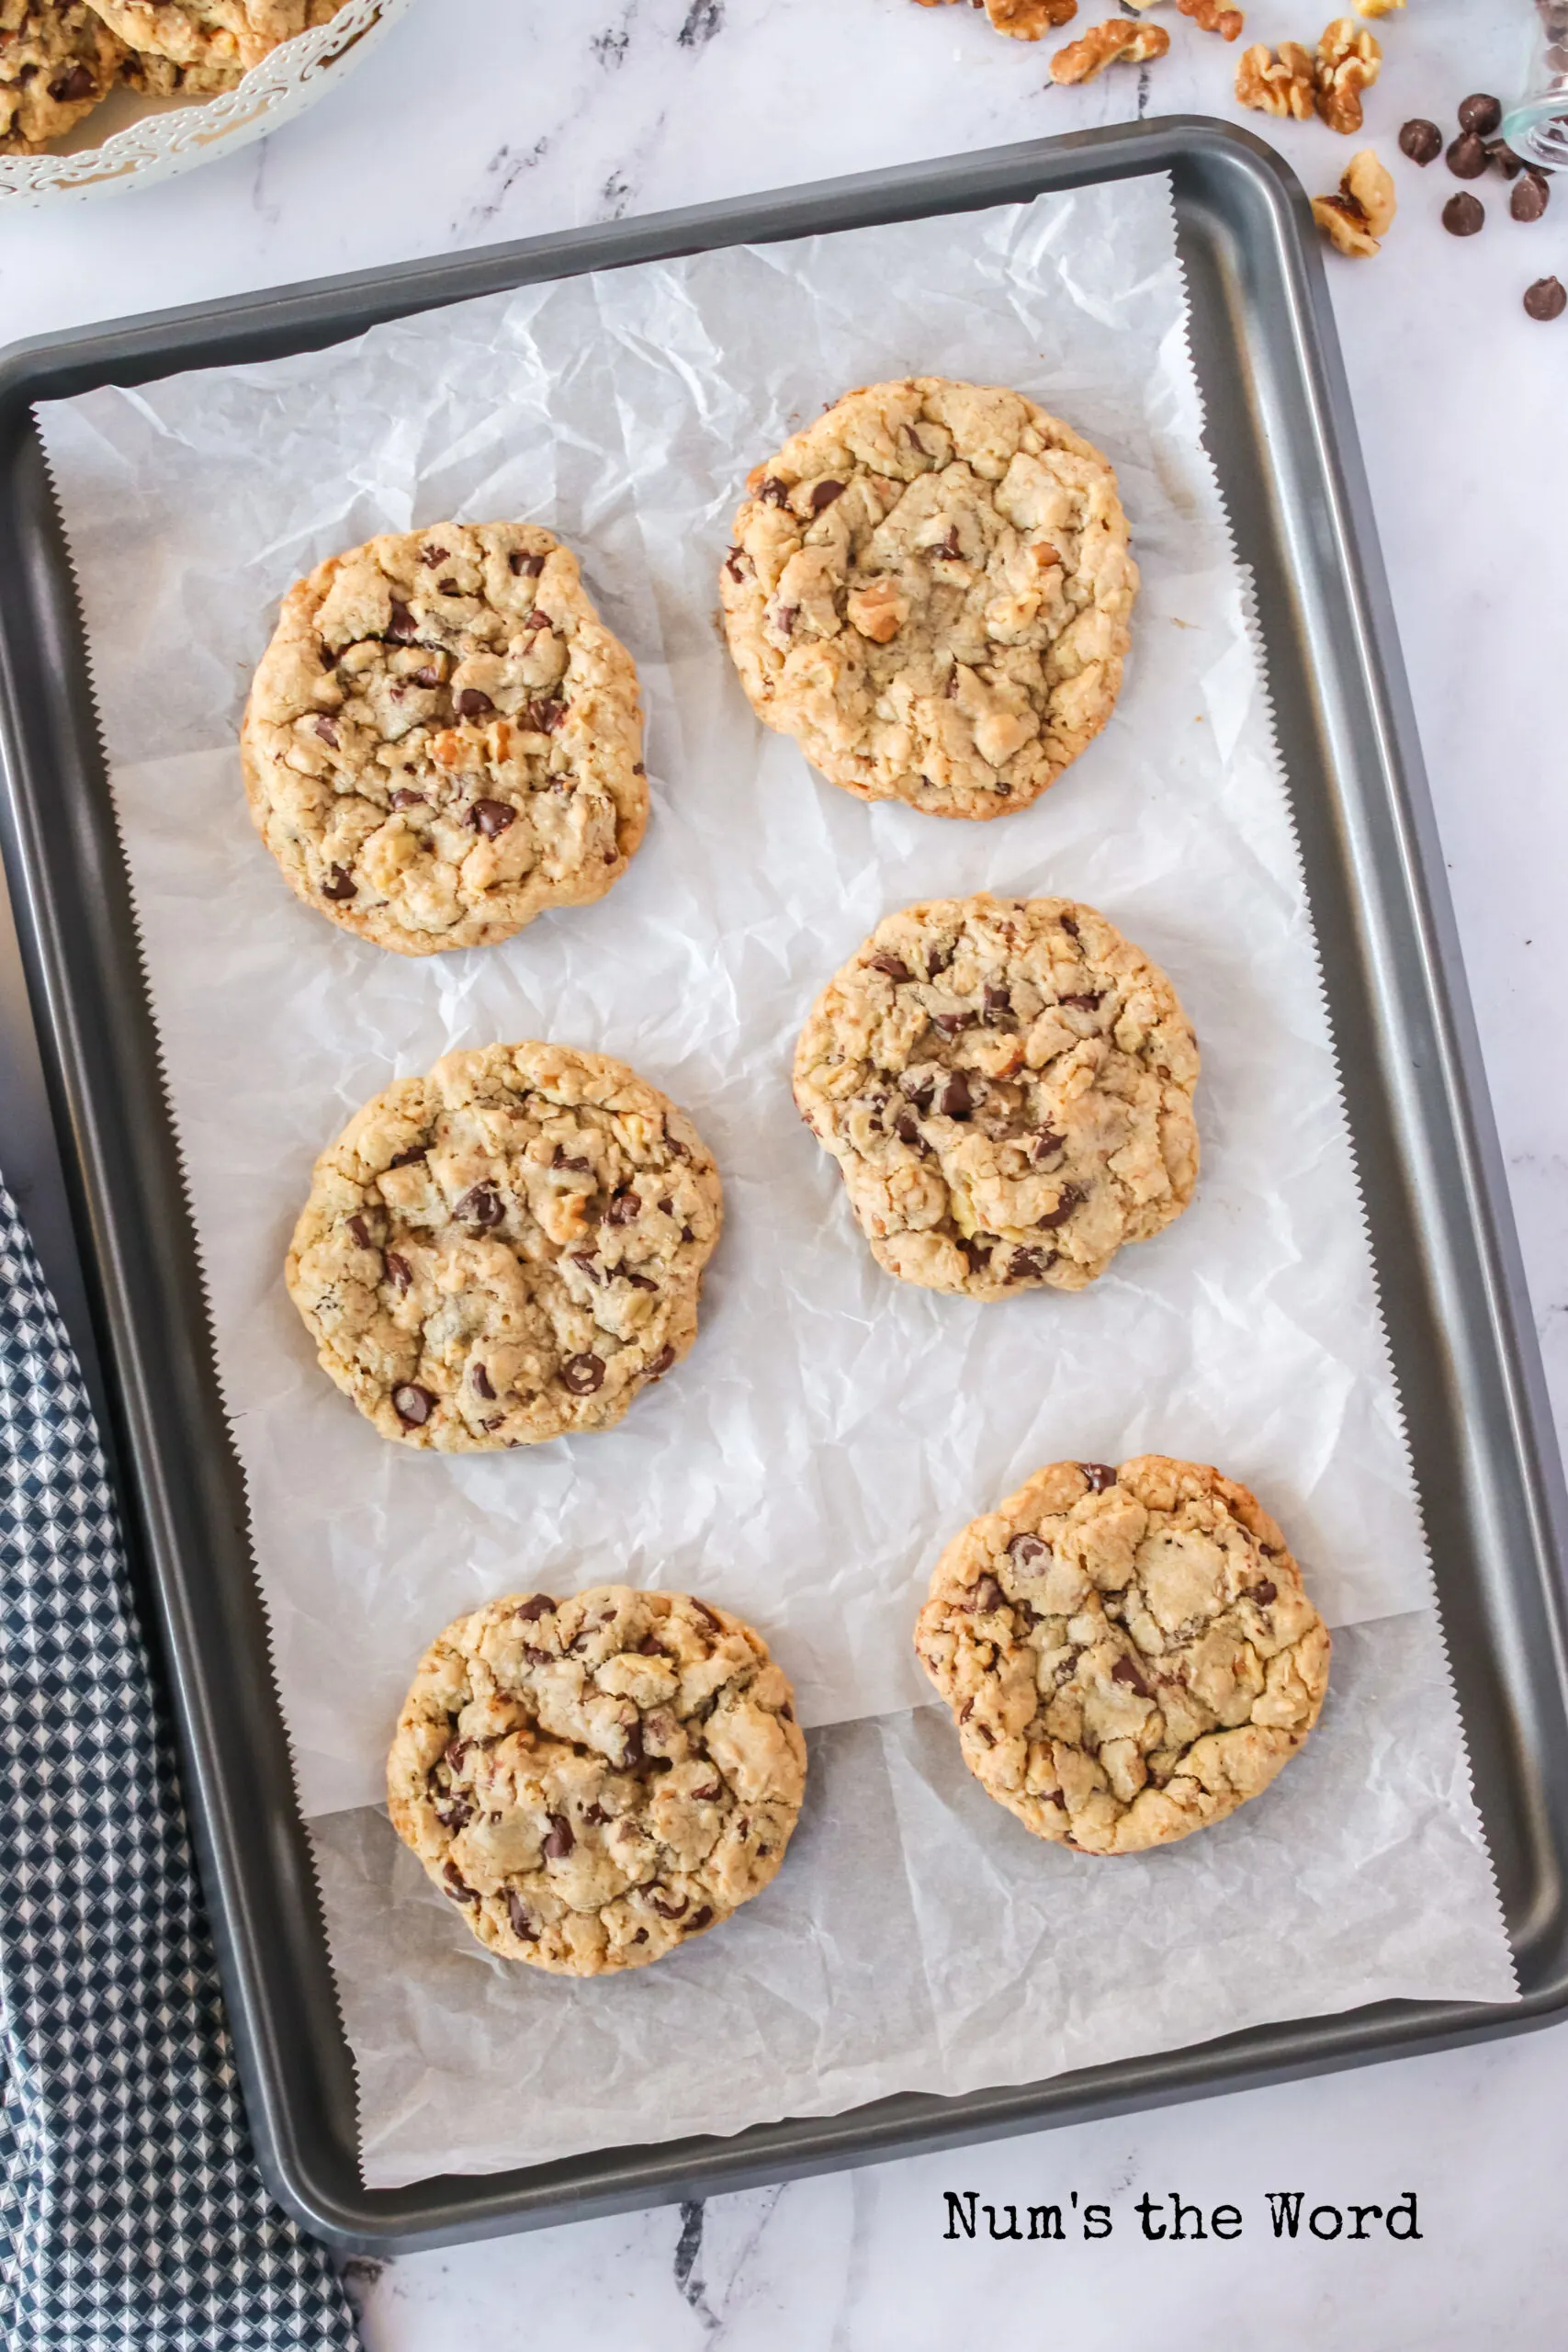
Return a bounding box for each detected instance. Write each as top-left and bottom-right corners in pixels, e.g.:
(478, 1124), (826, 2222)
(1049, 18), (1169, 81)
(1316, 17), (1382, 134)
(910, 0), (1077, 29)
(1313, 148), (1397, 255)
(1177, 0), (1246, 36)
(1235, 40), (1314, 119)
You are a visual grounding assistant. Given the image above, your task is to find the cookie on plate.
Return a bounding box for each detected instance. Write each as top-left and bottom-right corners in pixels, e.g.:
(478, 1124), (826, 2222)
(793, 893), (1198, 1299)
(388, 1586), (807, 1975)
(85, 0), (345, 74)
(286, 1043), (722, 1451)
(720, 377), (1136, 819)
(915, 1455), (1331, 1855)
(241, 521), (648, 956)
(1, 1), (125, 153)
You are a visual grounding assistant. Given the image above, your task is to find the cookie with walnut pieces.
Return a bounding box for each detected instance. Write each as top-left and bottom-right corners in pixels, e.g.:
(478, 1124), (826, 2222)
(85, 0), (346, 74)
(0, 1), (125, 153)
(241, 520), (648, 956)
(793, 893), (1198, 1299)
(915, 1456), (1331, 1856)
(720, 377), (1136, 820)
(286, 1043), (722, 1451)
(388, 1586), (807, 1975)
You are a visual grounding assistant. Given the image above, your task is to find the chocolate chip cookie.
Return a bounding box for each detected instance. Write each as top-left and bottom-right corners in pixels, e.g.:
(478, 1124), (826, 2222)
(793, 893), (1198, 1299)
(915, 1456), (1331, 1855)
(85, 0), (345, 74)
(720, 378), (1136, 820)
(388, 1586), (807, 1975)
(286, 1043), (722, 1451)
(1, 0), (124, 152)
(241, 521), (648, 956)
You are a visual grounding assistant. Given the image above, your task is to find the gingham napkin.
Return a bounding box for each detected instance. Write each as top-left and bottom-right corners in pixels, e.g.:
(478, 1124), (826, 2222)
(0, 1178), (359, 2351)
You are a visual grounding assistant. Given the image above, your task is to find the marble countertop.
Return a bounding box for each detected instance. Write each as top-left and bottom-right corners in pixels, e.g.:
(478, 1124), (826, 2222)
(3, 2), (1567, 2345)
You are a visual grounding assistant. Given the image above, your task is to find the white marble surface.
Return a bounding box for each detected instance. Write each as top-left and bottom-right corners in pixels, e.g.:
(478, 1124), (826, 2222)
(3, 0), (1568, 2344)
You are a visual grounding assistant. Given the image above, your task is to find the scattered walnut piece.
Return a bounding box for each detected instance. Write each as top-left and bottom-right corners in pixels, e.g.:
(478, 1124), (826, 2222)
(1357, 0), (1403, 15)
(1178, 0), (1246, 36)
(1235, 40), (1315, 119)
(1315, 17), (1381, 134)
(1313, 148), (1396, 255)
(1049, 18), (1169, 81)
(984, 0), (1078, 33)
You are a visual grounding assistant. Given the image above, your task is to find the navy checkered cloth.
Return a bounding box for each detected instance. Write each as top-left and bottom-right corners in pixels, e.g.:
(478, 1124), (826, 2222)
(0, 1179), (359, 2351)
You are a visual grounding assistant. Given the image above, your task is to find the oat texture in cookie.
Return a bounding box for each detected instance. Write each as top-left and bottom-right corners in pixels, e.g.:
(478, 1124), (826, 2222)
(286, 1043), (722, 1451)
(720, 378), (1136, 820)
(915, 1456), (1331, 1855)
(85, 0), (345, 73)
(241, 521), (647, 955)
(793, 894), (1198, 1298)
(388, 1587), (807, 1974)
(1, 1), (125, 153)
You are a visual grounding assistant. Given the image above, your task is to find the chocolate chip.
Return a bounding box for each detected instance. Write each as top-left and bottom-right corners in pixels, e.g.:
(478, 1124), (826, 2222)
(514, 1594), (555, 1620)
(1009, 1249), (1052, 1282)
(392, 1383), (435, 1427)
(389, 1146), (426, 1168)
(434, 1793), (474, 1832)
(622, 1718), (645, 1770)
(957, 1236), (992, 1272)
(559, 1352), (604, 1396)
(389, 787), (426, 809)
(810, 479), (846, 513)
(50, 62), (97, 101)
(1513, 170), (1551, 222)
(894, 1110), (921, 1146)
(1458, 92), (1502, 137)
(1030, 1129), (1066, 1165)
(570, 1249), (600, 1283)
(648, 1891), (689, 1919)
(773, 604), (800, 637)
(973, 1574), (1006, 1613)
(384, 1251), (412, 1295)
(690, 1600), (723, 1632)
(1079, 1463), (1117, 1493)
(1526, 275), (1568, 319)
(1007, 1533), (1047, 1571)
(525, 609), (551, 632)
(1035, 1183), (1081, 1231)
(983, 984), (1012, 1020)
(442, 1861), (479, 1905)
(637, 1634), (664, 1657)
(436, 578), (460, 595)
(1248, 1577), (1279, 1607)
(313, 717), (339, 748)
(939, 1071), (975, 1120)
(958, 1697), (974, 1724)
(934, 526), (962, 561)
(584, 1803), (610, 1826)
(1447, 132), (1489, 181)
(467, 797), (515, 837)
(724, 546), (751, 582)
(1443, 191), (1486, 235)
(386, 598), (419, 642)
(505, 1891), (536, 1939)
(1058, 914), (1079, 939)
(1058, 991), (1102, 1012)
(421, 545), (449, 566)
(510, 549), (546, 576)
(624, 1271), (658, 1292)
(1486, 140), (1526, 179)
(604, 1191), (640, 1225)
(521, 696), (566, 732)
(455, 687), (495, 718)
(1111, 1655), (1152, 1697)
(321, 865), (356, 901)
(869, 952), (912, 982)
(647, 1345), (676, 1377)
(542, 1814), (575, 1860)
(1398, 118), (1443, 165)
(471, 1363), (495, 1400)
(691, 1780), (721, 1800)
(456, 1182), (504, 1229)
(758, 476), (791, 506)
(686, 1906), (715, 1933)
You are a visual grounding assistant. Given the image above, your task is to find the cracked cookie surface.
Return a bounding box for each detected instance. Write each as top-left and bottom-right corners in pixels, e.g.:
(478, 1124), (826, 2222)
(1, 0), (125, 152)
(242, 521), (647, 956)
(286, 1043), (722, 1451)
(915, 1455), (1331, 1855)
(793, 893), (1198, 1299)
(720, 377), (1136, 820)
(85, 0), (345, 72)
(388, 1586), (807, 1974)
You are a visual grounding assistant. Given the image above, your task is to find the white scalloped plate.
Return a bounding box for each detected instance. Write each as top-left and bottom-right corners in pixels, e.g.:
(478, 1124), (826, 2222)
(1, 0), (421, 206)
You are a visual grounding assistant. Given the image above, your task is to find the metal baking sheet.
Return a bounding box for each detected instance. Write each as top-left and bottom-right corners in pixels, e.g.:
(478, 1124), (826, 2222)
(2, 119), (1566, 2256)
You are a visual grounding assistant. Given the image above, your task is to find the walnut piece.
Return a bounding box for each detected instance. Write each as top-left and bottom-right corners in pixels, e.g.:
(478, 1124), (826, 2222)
(1358, 0), (1403, 15)
(1313, 147), (1396, 255)
(1316, 17), (1382, 133)
(910, 0), (1077, 26)
(1049, 18), (1169, 80)
(1178, 0), (1246, 36)
(1235, 40), (1315, 119)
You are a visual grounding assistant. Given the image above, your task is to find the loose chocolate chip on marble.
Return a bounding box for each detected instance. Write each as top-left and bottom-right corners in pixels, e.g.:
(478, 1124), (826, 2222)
(758, 476), (791, 506)
(1443, 191), (1486, 235)
(939, 1070), (975, 1119)
(869, 952), (913, 982)
(456, 1182), (504, 1229)
(386, 598), (419, 642)
(559, 1352), (604, 1396)
(1030, 1129), (1066, 1164)
(1079, 1463), (1118, 1492)
(686, 1906), (715, 1933)
(1248, 1578), (1280, 1607)
(389, 787), (427, 809)
(50, 62), (97, 100)
(392, 1383), (435, 1427)
(521, 695), (566, 732)
(1008, 1533), (1048, 1571)
(347, 1214), (372, 1249)
(1458, 92), (1503, 137)
(1513, 170), (1551, 221)
(514, 1594), (556, 1621)
(510, 549), (546, 576)
(1036, 1184), (1082, 1231)
(1398, 118), (1443, 165)
(455, 687), (495, 718)
(1486, 140), (1526, 179)
(321, 865), (356, 901)
(505, 1891), (536, 1939)
(467, 797), (516, 837)
(313, 717), (339, 747)
(471, 1363), (495, 1400)
(542, 1814), (575, 1860)
(1111, 1655), (1152, 1697)
(389, 1146), (426, 1168)
(810, 479), (847, 513)
(384, 1251), (412, 1294)
(1447, 132), (1489, 180)
(646, 1345), (677, 1378)
(1526, 275), (1568, 318)
(443, 1861), (480, 1905)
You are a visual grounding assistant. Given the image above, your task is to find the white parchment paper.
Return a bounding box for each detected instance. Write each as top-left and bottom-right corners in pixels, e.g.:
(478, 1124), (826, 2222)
(35, 176), (1517, 2183)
